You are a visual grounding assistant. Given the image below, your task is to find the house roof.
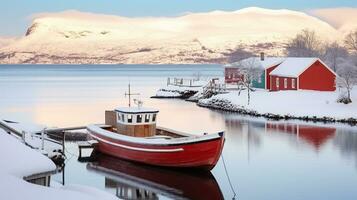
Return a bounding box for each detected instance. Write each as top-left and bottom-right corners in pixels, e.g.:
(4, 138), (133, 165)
(225, 57), (285, 70)
(269, 57), (319, 77)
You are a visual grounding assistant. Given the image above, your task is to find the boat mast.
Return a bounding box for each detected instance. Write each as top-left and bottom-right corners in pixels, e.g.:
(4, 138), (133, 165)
(125, 83), (140, 107)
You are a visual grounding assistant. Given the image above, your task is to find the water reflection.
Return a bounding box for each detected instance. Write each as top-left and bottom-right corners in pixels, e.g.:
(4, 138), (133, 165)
(265, 122), (336, 151)
(333, 129), (357, 167)
(87, 153), (223, 200)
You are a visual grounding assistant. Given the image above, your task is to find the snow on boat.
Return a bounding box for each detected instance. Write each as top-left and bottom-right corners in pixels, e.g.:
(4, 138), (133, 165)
(87, 105), (225, 171)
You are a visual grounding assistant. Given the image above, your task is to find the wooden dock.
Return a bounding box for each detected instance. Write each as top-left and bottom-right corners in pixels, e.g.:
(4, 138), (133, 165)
(167, 77), (203, 87)
(78, 140), (98, 158)
(0, 120), (108, 159)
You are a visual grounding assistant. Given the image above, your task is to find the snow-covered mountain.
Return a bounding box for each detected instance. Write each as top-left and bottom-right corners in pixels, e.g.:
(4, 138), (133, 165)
(0, 37), (17, 49)
(0, 7), (349, 64)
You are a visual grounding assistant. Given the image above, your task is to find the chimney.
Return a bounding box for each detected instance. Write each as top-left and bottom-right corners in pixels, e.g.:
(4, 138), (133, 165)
(260, 52), (265, 61)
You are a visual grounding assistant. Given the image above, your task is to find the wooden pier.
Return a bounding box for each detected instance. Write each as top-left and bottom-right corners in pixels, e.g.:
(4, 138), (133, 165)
(78, 140), (98, 158)
(167, 77), (203, 87)
(0, 120), (108, 161)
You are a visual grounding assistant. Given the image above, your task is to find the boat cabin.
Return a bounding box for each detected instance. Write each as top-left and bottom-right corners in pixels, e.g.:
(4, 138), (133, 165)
(105, 107), (159, 137)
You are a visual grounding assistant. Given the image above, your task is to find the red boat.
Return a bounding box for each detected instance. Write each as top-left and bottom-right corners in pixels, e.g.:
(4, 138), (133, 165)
(87, 105), (225, 171)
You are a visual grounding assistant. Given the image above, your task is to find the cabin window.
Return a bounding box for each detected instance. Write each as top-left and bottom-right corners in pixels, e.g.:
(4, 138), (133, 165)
(127, 115), (133, 123)
(117, 113), (121, 121)
(145, 114), (150, 122)
(137, 115), (142, 123)
(276, 77), (279, 88)
(152, 114), (157, 122)
(121, 114), (125, 122)
(284, 78), (287, 88)
(292, 79), (295, 88)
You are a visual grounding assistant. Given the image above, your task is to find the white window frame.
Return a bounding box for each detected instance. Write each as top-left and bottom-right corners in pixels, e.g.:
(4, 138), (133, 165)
(292, 79), (295, 89)
(276, 77), (279, 88)
(127, 114), (133, 123)
(284, 78), (287, 89)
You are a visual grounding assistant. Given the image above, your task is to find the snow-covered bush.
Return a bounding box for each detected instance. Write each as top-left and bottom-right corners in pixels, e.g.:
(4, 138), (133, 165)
(337, 92), (352, 104)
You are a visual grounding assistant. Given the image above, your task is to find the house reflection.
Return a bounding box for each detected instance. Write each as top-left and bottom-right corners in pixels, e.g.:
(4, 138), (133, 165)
(224, 115), (337, 151)
(87, 153), (223, 200)
(265, 122), (336, 150)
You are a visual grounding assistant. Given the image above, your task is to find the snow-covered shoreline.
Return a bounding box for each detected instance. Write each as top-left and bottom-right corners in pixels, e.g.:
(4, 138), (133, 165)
(0, 129), (117, 200)
(198, 89), (357, 125)
(152, 81), (207, 99)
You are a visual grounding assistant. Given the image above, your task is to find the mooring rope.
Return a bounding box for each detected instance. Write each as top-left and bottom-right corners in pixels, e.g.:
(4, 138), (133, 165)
(221, 154), (237, 200)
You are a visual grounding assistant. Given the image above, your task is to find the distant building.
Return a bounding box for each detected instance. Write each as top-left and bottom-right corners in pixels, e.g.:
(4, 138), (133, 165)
(224, 55), (336, 92)
(224, 54), (284, 89)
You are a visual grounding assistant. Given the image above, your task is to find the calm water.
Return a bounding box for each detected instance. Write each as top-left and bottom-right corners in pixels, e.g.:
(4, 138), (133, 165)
(1, 65), (357, 200)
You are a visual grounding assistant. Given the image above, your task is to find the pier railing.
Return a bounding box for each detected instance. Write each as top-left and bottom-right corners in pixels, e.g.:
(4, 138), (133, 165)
(167, 77), (203, 87)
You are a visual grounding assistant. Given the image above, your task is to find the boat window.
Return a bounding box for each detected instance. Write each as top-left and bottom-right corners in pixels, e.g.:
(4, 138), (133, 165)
(121, 114), (125, 122)
(117, 113), (121, 121)
(137, 115), (142, 123)
(145, 114), (150, 122)
(152, 114), (156, 122)
(127, 115), (133, 123)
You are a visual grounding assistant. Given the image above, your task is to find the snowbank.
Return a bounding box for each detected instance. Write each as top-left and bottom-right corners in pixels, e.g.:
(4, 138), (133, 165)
(153, 84), (203, 98)
(0, 129), (56, 177)
(0, 129), (117, 200)
(198, 89), (357, 123)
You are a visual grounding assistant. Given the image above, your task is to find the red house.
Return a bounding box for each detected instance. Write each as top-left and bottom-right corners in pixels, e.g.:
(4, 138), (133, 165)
(269, 58), (336, 91)
(224, 56), (284, 89)
(224, 67), (244, 84)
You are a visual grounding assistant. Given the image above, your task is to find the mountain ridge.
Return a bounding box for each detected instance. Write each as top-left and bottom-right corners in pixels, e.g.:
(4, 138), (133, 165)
(0, 7), (354, 64)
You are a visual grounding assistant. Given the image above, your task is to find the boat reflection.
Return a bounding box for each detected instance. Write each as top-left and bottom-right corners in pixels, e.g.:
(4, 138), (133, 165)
(86, 153), (224, 200)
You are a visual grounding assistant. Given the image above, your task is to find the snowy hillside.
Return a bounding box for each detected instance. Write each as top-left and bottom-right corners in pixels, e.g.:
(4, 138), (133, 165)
(310, 8), (357, 35)
(0, 7), (346, 64)
(0, 37), (17, 48)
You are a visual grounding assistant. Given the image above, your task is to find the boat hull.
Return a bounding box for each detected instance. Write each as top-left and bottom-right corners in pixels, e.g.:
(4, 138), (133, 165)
(88, 127), (225, 170)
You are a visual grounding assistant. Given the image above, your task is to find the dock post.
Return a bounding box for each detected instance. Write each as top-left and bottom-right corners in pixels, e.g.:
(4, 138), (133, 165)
(62, 131), (65, 154)
(41, 128), (45, 151)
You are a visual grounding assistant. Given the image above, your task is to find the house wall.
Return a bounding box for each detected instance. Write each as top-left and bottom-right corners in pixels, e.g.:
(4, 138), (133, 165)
(299, 60), (336, 91)
(252, 72), (265, 89)
(270, 75), (298, 91)
(266, 64), (280, 90)
(224, 67), (243, 84)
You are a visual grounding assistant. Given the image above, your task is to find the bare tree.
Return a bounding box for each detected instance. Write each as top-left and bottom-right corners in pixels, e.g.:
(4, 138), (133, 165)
(323, 41), (349, 72)
(224, 44), (254, 63)
(336, 58), (357, 103)
(344, 30), (357, 53)
(235, 58), (263, 105)
(285, 29), (322, 57)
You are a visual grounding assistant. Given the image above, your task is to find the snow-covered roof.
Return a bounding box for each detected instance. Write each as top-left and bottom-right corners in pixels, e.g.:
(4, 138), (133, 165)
(226, 57), (285, 70)
(115, 107), (159, 114)
(269, 57), (319, 77)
